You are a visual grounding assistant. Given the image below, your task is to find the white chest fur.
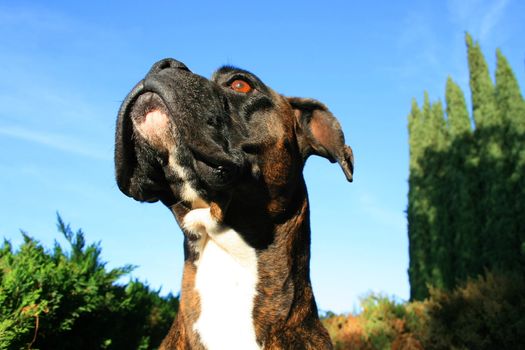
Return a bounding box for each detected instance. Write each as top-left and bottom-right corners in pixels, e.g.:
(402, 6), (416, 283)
(183, 208), (261, 350)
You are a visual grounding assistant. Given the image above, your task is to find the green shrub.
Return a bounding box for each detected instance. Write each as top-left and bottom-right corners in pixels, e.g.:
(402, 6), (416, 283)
(323, 271), (524, 350)
(423, 271), (525, 350)
(360, 294), (406, 349)
(0, 216), (177, 350)
(322, 294), (426, 350)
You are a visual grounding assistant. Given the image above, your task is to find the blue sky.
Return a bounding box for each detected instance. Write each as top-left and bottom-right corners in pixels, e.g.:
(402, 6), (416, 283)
(1, 0), (524, 313)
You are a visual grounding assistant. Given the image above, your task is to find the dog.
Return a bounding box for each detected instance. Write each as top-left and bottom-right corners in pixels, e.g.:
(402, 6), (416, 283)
(115, 58), (353, 349)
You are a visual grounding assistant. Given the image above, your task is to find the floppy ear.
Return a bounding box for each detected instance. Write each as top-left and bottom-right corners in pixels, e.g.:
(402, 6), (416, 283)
(114, 81), (174, 203)
(289, 97), (354, 182)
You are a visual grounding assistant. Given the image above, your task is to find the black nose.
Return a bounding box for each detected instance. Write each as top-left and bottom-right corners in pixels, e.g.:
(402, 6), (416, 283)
(148, 58), (191, 75)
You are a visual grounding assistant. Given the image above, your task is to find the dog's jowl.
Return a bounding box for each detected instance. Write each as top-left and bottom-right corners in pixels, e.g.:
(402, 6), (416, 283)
(115, 58), (354, 350)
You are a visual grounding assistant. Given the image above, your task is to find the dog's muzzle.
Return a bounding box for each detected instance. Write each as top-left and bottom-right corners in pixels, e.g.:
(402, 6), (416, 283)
(115, 59), (245, 203)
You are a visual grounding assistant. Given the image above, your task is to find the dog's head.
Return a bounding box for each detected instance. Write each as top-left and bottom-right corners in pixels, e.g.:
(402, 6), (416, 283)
(115, 58), (353, 221)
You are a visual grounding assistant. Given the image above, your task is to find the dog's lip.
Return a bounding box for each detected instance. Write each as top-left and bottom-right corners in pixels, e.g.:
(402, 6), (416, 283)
(189, 145), (242, 187)
(188, 145), (230, 168)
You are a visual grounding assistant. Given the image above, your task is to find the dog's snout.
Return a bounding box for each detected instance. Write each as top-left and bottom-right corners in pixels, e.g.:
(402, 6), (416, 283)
(149, 58), (191, 75)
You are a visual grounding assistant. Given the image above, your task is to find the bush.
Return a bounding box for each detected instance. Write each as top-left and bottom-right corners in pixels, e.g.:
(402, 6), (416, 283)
(323, 271), (524, 350)
(322, 312), (369, 350)
(0, 216), (177, 350)
(423, 271), (525, 350)
(322, 294), (426, 350)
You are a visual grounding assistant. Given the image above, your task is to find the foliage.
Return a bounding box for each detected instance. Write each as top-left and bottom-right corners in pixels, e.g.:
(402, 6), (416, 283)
(423, 271), (525, 350)
(407, 33), (525, 299)
(0, 215), (178, 350)
(322, 293), (426, 350)
(323, 270), (525, 349)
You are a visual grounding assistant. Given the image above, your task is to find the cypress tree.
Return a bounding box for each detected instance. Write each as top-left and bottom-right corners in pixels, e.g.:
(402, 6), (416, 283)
(408, 95), (450, 298)
(419, 93), (436, 295)
(427, 100), (449, 290)
(428, 100), (448, 149)
(444, 78), (476, 282)
(421, 92), (432, 143)
(445, 77), (471, 137)
(408, 98), (425, 171)
(466, 33), (503, 275)
(495, 49), (525, 130)
(407, 98), (428, 300)
(466, 33), (498, 130)
(494, 49), (525, 272)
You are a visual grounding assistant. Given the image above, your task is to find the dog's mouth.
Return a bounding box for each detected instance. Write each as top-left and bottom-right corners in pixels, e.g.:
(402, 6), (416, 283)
(189, 146), (242, 189)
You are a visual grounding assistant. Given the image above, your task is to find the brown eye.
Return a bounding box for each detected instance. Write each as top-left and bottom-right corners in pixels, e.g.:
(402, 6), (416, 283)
(230, 79), (252, 93)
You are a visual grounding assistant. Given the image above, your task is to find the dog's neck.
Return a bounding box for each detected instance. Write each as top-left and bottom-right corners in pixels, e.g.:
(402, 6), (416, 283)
(163, 181), (328, 349)
(183, 206), (260, 350)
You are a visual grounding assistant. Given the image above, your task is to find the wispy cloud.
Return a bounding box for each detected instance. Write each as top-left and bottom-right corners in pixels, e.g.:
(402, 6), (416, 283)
(0, 124), (109, 161)
(479, 0), (509, 41)
(358, 192), (406, 232)
(447, 0), (510, 42)
(0, 6), (116, 163)
(388, 6), (447, 95)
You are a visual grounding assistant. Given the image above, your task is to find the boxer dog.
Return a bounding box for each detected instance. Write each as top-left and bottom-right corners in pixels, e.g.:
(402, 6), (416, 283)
(115, 58), (353, 349)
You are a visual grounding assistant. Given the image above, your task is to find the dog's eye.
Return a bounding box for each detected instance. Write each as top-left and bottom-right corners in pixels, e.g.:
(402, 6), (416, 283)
(230, 79), (252, 93)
